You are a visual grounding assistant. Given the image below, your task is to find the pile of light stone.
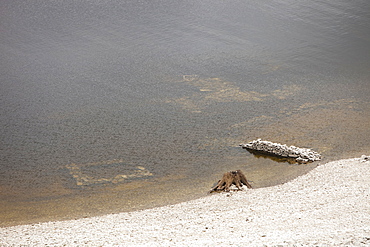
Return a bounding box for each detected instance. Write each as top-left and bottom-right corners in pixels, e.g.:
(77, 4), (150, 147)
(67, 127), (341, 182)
(240, 139), (321, 163)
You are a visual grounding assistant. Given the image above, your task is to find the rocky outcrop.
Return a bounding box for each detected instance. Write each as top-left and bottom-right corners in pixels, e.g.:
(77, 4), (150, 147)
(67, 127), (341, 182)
(240, 139), (321, 163)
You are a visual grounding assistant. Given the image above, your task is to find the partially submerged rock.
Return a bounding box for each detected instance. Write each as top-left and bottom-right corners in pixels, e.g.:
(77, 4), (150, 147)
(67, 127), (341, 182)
(240, 139), (321, 163)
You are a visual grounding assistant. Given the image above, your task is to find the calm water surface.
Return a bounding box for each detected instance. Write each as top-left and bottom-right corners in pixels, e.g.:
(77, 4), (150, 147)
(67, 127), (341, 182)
(1, 0), (369, 226)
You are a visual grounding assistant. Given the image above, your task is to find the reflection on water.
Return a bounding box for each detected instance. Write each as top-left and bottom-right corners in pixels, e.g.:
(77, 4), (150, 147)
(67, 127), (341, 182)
(245, 150), (299, 165)
(1, 0), (370, 226)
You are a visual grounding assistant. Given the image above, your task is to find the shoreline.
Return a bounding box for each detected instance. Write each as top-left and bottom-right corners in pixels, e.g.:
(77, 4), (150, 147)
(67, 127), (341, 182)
(1, 156), (369, 246)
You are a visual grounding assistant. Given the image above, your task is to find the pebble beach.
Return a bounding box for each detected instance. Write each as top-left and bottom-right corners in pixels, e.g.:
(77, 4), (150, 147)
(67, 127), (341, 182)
(1, 156), (369, 246)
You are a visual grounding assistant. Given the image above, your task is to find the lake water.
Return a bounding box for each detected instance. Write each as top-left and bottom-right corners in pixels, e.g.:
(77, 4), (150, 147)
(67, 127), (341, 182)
(1, 0), (369, 226)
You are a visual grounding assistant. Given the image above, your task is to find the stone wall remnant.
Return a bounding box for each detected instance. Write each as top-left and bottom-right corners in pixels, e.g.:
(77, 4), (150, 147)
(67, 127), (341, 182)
(240, 139), (321, 163)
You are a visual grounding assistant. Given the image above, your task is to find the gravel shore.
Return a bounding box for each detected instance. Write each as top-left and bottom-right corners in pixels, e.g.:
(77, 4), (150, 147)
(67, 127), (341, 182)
(1, 156), (369, 246)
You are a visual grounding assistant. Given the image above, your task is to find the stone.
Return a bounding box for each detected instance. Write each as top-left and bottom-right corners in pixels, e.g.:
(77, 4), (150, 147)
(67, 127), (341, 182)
(239, 139), (321, 163)
(360, 155), (370, 163)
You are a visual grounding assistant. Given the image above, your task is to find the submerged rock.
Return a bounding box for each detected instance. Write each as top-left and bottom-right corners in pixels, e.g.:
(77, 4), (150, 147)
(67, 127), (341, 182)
(240, 139), (321, 163)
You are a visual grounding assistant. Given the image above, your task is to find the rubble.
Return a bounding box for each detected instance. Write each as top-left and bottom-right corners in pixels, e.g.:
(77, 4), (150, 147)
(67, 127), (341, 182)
(240, 139), (321, 163)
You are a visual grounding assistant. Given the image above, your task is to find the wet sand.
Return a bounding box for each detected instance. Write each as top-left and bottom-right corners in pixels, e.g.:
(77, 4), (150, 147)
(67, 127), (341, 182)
(1, 156), (369, 246)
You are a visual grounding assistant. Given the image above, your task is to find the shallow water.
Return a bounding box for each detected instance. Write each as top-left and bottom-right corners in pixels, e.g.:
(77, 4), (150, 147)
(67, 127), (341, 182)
(1, 0), (369, 226)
